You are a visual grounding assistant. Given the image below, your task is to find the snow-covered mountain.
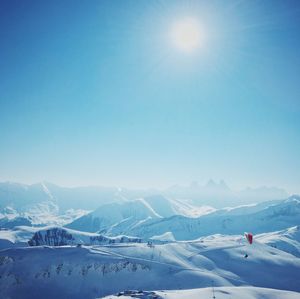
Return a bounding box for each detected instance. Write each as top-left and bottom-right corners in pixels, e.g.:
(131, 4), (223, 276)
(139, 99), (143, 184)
(66, 195), (216, 234)
(0, 181), (121, 212)
(1, 235), (299, 299)
(143, 195), (215, 218)
(165, 180), (288, 207)
(0, 180), (290, 213)
(66, 199), (162, 233)
(213, 199), (282, 216)
(2, 194), (299, 244)
(0, 226), (42, 249)
(0, 181), (299, 299)
(104, 196), (300, 240)
(0, 182), (92, 227)
(0, 182), (53, 210)
(0, 213), (31, 229)
(0, 203), (89, 228)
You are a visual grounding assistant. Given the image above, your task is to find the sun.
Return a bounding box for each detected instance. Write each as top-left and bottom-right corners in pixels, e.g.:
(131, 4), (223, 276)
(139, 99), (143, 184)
(171, 18), (203, 52)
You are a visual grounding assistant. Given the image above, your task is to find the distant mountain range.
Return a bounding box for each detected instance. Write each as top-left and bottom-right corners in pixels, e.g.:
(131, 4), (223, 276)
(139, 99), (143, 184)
(165, 180), (288, 207)
(0, 180), (289, 212)
(0, 180), (292, 230)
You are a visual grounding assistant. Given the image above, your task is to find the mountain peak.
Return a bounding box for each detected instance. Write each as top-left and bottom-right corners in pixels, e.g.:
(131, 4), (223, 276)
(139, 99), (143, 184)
(205, 179), (217, 188)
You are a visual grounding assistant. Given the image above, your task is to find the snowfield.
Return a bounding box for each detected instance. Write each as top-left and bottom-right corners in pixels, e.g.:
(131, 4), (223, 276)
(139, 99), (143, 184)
(102, 287), (300, 299)
(0, 235), (300, 299)
(256, 226), (300, 257)
(0, 182), (300, 299)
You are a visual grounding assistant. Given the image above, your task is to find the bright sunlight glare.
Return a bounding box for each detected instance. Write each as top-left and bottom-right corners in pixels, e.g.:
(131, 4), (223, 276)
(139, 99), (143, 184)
(171, 18), (203, 52)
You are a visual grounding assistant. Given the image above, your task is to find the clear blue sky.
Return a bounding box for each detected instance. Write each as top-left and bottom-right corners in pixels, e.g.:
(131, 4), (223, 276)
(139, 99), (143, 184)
(0, 0), (299, 193)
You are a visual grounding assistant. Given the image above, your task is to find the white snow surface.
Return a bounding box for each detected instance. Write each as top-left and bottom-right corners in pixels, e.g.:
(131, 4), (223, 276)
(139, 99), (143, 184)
(168, 198), (216, 217)
(0, 202), (89, 227)
(0, 226), (42, 249)
(102, 287), (300, 299)
(0, 235), (300, 299)
(109, 197), (300, 240)
(256, 226), (300, 257)
(150, 231), (175, 242)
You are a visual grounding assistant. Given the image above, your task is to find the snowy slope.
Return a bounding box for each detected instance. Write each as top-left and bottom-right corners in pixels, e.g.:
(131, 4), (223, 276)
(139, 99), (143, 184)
(113, 196), (300, 240)
(1, 236), (300, 299)
(141, 195), (175, 217)
(0, 226), (42, 249)
(141, 195), (215, 218)
(0, 203), (89, 227)
(167, 198), (216, 217)
(66, 195), (215, 234)
(0, 183), (90, 227)
(0, 181), (122, 212)
(214, 199), (282, 216)
(66, 199), (162, 233)
(0, 182), (53, 209)
(103, 287), (300, 299)
(0, 215), (32, 229)
(256, 226), (300, 257)
(150, 232), (176, 243)
(23, 200), (86, 226)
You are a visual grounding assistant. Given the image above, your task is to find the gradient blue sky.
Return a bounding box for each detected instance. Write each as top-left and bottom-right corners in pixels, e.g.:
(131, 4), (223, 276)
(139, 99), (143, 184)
(0, 0), (299, 193)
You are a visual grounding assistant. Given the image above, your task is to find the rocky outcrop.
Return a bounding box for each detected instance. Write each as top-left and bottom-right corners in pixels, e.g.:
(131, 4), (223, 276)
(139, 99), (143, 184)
(28, 227), (142, 246)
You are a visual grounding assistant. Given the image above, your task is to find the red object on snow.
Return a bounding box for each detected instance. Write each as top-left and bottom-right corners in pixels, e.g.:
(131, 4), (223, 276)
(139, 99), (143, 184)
(245, 232), (253, 244)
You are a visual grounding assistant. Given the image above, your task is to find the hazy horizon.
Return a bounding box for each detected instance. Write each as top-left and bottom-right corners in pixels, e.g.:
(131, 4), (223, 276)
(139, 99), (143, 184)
(0, 178), (294, 196)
